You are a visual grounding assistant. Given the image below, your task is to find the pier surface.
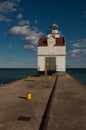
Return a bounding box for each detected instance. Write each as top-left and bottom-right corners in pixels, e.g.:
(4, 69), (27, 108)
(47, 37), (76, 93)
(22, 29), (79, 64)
(47, 74), (86, 130)
(0, 74), (86, 130)
(0, 76), (55, 130)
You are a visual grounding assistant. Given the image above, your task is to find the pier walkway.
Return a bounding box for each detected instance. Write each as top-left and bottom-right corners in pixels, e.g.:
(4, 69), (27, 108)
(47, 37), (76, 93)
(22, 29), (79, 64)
(0, 73), (86, 130)
(47, 74), (86, 130)
(0, 76), (55, 130)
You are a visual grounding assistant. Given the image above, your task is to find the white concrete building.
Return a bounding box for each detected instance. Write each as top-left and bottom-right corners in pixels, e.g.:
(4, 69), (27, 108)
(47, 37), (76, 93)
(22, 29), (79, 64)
(37, 23), (66, 74)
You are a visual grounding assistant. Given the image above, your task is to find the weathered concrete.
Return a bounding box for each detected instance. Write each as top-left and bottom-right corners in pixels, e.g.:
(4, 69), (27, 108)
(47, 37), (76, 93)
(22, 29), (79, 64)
(47, 74), (86, 130)
(0, 74), (86, 130)
(0, 76), (55, 130)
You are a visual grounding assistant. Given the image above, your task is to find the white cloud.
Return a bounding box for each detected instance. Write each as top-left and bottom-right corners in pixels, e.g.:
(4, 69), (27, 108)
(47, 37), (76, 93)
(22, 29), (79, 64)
(0, 1), (17, 14)
(0, 1), (21, 23)
(71, 39), (86, 48)
(0, 14), (12, 22)
(17, 13), (23, 19)
(8, 25), (30, 36)
(67, 49), (86, 57)
(23, 29), (43, 50)
(24, 29), (43, 50)
(24, 30), (42, 44)
(18, 20), (30, 25)
(8, 24), (43, 51)
(24, 44), (37, 51)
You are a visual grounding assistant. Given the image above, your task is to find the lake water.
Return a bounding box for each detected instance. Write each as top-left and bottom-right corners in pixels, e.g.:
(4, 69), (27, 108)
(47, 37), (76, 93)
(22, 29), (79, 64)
(0, 68), (86, 85)
(66, 68), (86, 85)
(0, 68), (37, 84)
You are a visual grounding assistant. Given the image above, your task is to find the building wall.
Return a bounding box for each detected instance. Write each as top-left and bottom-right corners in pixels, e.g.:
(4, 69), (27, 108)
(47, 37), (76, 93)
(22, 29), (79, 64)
(37, 55), (66, 72)
(56, 56), (66, 71)
(38, 46), (65, 56)
(37, 56), (45, 71)
(37, 37), (66, 72)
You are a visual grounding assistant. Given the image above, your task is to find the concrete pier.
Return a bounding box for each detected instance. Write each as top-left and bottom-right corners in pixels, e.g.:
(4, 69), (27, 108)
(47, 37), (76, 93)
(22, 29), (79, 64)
(0, 74), (86, 130)
(0, 76), (55, 130)
(47, 74), (86, 130)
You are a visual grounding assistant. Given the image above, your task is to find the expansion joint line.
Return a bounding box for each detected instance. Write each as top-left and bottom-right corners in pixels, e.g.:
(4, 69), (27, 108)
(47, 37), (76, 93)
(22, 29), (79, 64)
(39, 75), (58, 130)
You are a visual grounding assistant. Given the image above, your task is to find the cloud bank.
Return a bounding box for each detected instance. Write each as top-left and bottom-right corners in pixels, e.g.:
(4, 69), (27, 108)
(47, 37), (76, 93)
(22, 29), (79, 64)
(0, 0), (43, 51)
(17, 13), (23, 19)
(67, 49), (86, 57)
(0, 14), (12, 22)
(8, 26), (29, 36)
(0, 1), (17, 14)
(71, 39), (86, 48)
(18, 20), (30, 25)
(67, 39), (86, 57)
(0, 0), (20, 22)
(8, 24), (43, 51)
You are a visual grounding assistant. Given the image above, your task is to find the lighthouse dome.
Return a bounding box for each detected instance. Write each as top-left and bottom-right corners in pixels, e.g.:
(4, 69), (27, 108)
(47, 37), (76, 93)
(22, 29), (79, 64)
(50, 23), (59, 29)
(48, 23), (61, 38)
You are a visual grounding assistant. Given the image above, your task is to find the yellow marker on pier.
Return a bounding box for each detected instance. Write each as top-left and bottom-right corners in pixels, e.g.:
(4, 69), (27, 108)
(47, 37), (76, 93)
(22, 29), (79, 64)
(0, 84), (3, 87)
(26, 92), (32, 100)
(49, 76), (51, 79)
(0, 123), (4, 127)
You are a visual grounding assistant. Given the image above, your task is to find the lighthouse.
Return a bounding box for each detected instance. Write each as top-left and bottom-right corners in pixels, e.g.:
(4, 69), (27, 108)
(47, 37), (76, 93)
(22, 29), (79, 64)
(37, 23), (66, 75)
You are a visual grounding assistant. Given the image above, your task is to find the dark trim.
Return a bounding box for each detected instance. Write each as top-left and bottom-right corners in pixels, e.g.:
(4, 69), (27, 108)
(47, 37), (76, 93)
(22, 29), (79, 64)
(38, 71), (57, 76)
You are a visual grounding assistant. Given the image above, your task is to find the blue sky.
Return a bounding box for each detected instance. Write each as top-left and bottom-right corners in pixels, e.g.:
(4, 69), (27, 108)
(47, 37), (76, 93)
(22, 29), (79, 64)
(0, 0), (86, 68)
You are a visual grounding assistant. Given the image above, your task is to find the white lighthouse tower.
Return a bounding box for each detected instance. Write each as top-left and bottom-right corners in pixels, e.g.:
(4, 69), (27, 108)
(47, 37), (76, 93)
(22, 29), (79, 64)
(37, 23), (66, 75)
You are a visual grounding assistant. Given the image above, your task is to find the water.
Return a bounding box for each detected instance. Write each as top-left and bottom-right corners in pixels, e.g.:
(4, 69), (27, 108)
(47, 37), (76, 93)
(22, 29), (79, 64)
(0, 68), (86, 85)
(66, 68), (86, 85)
(0, 68), (37, 84)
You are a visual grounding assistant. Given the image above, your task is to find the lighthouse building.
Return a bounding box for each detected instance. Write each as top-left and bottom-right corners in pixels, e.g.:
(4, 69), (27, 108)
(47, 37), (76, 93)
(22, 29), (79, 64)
(37, 23), (66, 74)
